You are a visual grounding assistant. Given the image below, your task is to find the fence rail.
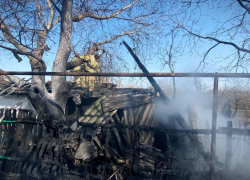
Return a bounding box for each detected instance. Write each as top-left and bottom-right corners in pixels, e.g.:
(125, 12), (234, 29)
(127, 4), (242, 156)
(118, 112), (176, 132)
(2, 71), (250, 77)
(1, 70), (250, 180)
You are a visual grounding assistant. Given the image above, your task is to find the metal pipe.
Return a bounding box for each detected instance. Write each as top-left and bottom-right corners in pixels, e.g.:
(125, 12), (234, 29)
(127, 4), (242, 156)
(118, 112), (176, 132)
(210, 76), (219, 180)
(2, 71), (250, 77)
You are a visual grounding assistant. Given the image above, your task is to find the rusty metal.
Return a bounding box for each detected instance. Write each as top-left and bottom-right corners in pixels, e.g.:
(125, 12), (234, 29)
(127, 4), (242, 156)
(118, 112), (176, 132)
(210, 76), (218, 180)
(2, 71), (250, 77)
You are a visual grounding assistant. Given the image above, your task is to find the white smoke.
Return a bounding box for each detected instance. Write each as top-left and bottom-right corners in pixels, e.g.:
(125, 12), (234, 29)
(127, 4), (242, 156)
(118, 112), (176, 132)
(154, 88), (250, 171)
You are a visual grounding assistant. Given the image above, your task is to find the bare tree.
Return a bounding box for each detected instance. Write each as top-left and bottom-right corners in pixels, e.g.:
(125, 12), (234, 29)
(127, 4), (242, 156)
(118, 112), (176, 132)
(220, 79), (250, 119)
(0, 0), (169, 122)
(156, 28), (186, 98)
(176, 0), (250, 72)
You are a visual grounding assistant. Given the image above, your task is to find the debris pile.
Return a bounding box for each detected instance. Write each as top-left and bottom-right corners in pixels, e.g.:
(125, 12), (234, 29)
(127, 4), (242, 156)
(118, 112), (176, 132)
(0, 86), (206, 179)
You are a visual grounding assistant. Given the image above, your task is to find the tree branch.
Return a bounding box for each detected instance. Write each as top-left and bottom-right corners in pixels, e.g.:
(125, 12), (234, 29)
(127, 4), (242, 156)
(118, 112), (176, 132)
(0, 16), (29, 54)
(84, 30), (138, 56)
(0, 44), (44, 62)
(35, 0), (47, 29)
(197, 42), (220, 71)
(52, 15), (60, 27)
(96, 30), (138, 46)
(66, 57), (88, 70)
(181, 26), (250, 54)
(68, 29), (137, 73)
(49, 0), (62, 15)
(46, 0), (56, 30)
(236, 0), (250, 14)
(73, 0), (138, 22)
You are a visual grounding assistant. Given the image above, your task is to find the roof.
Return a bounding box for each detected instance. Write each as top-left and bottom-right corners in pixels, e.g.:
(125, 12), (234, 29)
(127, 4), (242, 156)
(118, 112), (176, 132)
(69, 85), (155, 99)
(0, 70), (31, 95)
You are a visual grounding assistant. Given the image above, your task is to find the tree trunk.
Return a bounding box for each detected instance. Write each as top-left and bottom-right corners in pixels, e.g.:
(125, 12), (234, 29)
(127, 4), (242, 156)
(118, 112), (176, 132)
(28, 0), (74, 123)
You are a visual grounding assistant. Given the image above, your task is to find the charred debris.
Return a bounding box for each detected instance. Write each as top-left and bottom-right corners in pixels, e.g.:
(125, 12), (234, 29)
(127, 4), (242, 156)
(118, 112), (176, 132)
(0, 83), (218, 180)
(0, 43), (250, 180)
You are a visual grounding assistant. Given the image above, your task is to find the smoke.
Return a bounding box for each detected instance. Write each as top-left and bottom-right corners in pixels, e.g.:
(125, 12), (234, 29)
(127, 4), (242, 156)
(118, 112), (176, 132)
(154, 88), (250, 172)
(155, 88), (233, 128)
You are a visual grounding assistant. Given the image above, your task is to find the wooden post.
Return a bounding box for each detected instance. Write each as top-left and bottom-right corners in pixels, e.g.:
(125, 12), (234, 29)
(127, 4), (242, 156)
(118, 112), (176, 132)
(122, 41), (169, 102)
(105, 124), (110, 162)
(210, 77), (218, 180)
(188, 105), (198, 129)
(134, 127), (139, 174)
(225, 120), (233, 170)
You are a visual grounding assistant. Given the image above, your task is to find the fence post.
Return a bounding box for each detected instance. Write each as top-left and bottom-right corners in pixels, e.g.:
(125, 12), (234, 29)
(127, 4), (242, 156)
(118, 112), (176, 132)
(134, 127), (139, 174)
(225, 120), (233, 170)
(210, 76), (218, 180)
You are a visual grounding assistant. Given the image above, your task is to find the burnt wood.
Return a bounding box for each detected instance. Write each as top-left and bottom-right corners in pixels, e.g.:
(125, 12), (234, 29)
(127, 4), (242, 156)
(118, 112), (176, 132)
(101, 94), (155, 112)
